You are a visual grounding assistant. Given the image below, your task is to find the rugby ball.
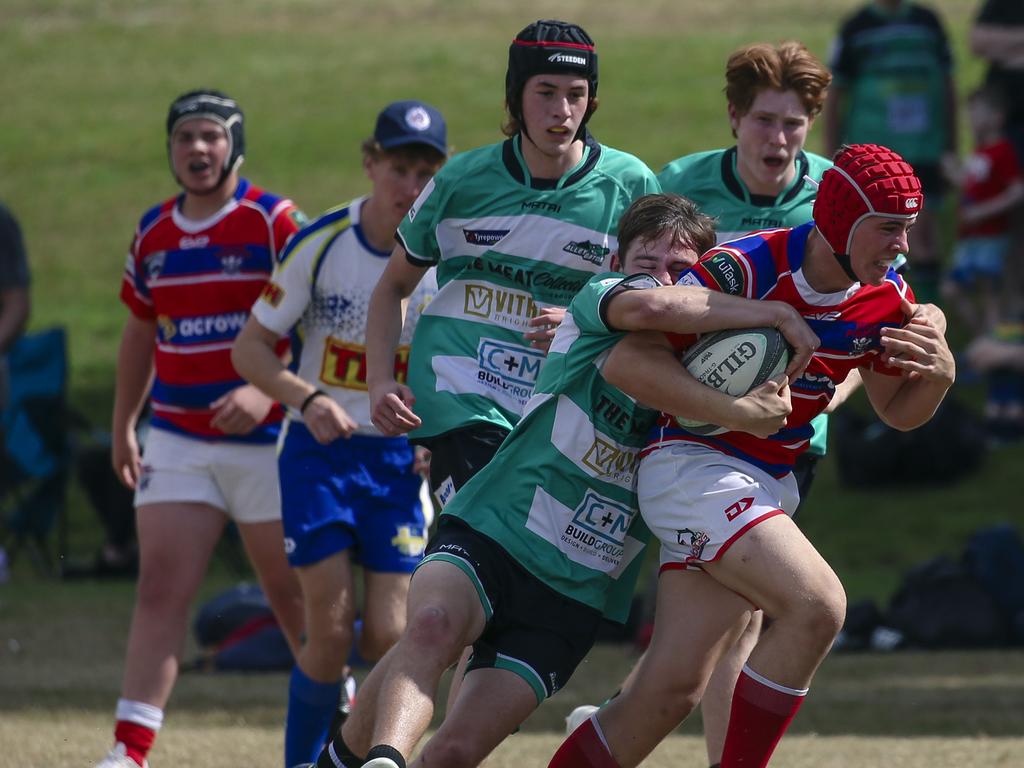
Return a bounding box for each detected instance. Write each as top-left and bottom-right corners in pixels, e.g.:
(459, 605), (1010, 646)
(675, 327), (790, 436)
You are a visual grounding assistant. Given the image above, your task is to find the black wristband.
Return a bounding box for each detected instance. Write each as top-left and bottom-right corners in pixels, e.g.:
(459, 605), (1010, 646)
(299, 389), (327, 414)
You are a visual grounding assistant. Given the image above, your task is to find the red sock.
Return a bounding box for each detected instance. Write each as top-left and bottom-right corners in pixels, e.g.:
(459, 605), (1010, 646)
(548, 716), (620, 768)
(114, 720), (157, 767)
(720, 666), (807, 768)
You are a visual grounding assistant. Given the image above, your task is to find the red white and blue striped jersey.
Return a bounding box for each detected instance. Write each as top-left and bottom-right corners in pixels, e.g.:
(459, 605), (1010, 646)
(647, 222), (912, 477)
(120, 178), (304, 442)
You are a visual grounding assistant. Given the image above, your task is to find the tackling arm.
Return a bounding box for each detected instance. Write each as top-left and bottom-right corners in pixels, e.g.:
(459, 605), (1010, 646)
(603, 331), (791, 439)
(605, 285), (819, 379)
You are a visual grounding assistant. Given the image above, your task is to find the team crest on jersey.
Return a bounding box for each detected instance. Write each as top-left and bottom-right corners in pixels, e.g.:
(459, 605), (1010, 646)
(463, 229), (510, 246)
(704, 252), (745, 296)
(260, 281), (285, 308)
(143, 251), (166, 281)
(562, 239), (610, 266)
(676, 528), (709, 559)
(288, 209), (309, 229)
(219, 247), (248, 275)
(851, 335), (872, 353)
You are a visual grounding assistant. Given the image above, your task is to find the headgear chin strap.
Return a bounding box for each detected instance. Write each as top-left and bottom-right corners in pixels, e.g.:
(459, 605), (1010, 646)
(812, 143), (922, 281)
(166, 89), (245, 190)
(506, 20), (598, 143)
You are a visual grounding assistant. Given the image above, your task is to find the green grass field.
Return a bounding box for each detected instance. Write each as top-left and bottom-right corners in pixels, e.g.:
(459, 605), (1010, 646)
(2, 1), (1024, 766)
(1, 578), (1023, 766)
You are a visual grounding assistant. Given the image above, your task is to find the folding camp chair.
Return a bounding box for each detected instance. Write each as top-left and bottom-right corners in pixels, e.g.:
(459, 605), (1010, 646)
(0, 327), (73, 574)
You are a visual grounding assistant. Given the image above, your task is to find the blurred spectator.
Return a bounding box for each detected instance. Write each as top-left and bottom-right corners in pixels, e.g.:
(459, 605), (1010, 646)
(966, 326), (1024, 441)
(0, 201), (31, 409)
(941, 86), (1024, 334)
(972, 0), (1024, 321)
(973, 0), (1024, 159)
(825, 0), (957, 303)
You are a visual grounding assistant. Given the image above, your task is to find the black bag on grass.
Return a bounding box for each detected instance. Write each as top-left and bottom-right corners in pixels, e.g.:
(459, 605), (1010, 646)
(189, 583), (293, 672)
(963, 524), (1024, 644)
(884, 556), (1007, 648)
(833, 398), (986, 488)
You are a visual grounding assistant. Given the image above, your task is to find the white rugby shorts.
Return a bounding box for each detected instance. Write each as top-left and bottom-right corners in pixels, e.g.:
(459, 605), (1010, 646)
(135, 428), (282, 523)
(638, 442), (799, 571)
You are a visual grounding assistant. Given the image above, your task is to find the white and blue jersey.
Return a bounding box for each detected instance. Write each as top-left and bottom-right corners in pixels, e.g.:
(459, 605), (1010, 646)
(252, 196), (432, 568)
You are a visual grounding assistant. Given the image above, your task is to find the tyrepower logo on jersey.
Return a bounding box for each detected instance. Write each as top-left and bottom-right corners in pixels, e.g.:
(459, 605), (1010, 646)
(477, 339), (543, 400)
(563, 491), (635, 566)
(582, 436), (640, 484)
(463, 229), (510, 246)
(157, 311), (248, 341)
(464, 284), (539, 326)
(563, 240), (610, 266)
(704, 252), (745, 296)
(320, 339), (411, 390)
(259, 281), (285, 308)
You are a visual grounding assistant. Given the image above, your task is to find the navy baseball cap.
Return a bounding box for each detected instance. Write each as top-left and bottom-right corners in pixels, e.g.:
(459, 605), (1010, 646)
(374, 100), (448, 155)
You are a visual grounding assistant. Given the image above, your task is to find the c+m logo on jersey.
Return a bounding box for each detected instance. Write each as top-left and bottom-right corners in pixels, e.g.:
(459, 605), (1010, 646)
(572, 491), (633, 545)
(478, 339), (544, 386)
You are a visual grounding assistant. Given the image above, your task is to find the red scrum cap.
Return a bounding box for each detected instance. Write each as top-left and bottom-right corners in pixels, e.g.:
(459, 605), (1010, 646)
(813, 144), (923, 262)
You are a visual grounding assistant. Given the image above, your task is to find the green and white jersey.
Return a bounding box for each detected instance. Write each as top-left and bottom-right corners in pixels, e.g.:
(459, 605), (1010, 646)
(439, 273), (658, 622)
(659, 146), (833, 455)
(397, 132), (659, 440)
(829, 1), (954, 165)
(658, 147), (832, 243)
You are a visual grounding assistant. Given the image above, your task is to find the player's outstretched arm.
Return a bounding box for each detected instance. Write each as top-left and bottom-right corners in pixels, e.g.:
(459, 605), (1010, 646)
(604, 331), (791, 439)
(367, 245), (429, 435)
(861, 301), (955, 431)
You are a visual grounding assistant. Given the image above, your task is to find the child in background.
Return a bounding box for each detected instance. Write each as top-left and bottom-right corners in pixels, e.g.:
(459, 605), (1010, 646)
(942, 85), (1024, 334)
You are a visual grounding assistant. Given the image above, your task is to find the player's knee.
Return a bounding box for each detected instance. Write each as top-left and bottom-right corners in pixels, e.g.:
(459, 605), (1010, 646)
(796, 576), (847, 648)
(405, 603), (465, 660)
(135, 568), (193, 612)
(655, 684), (702, 724)
(642, 669), (704, 723)
(419, 732), (480, 768)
